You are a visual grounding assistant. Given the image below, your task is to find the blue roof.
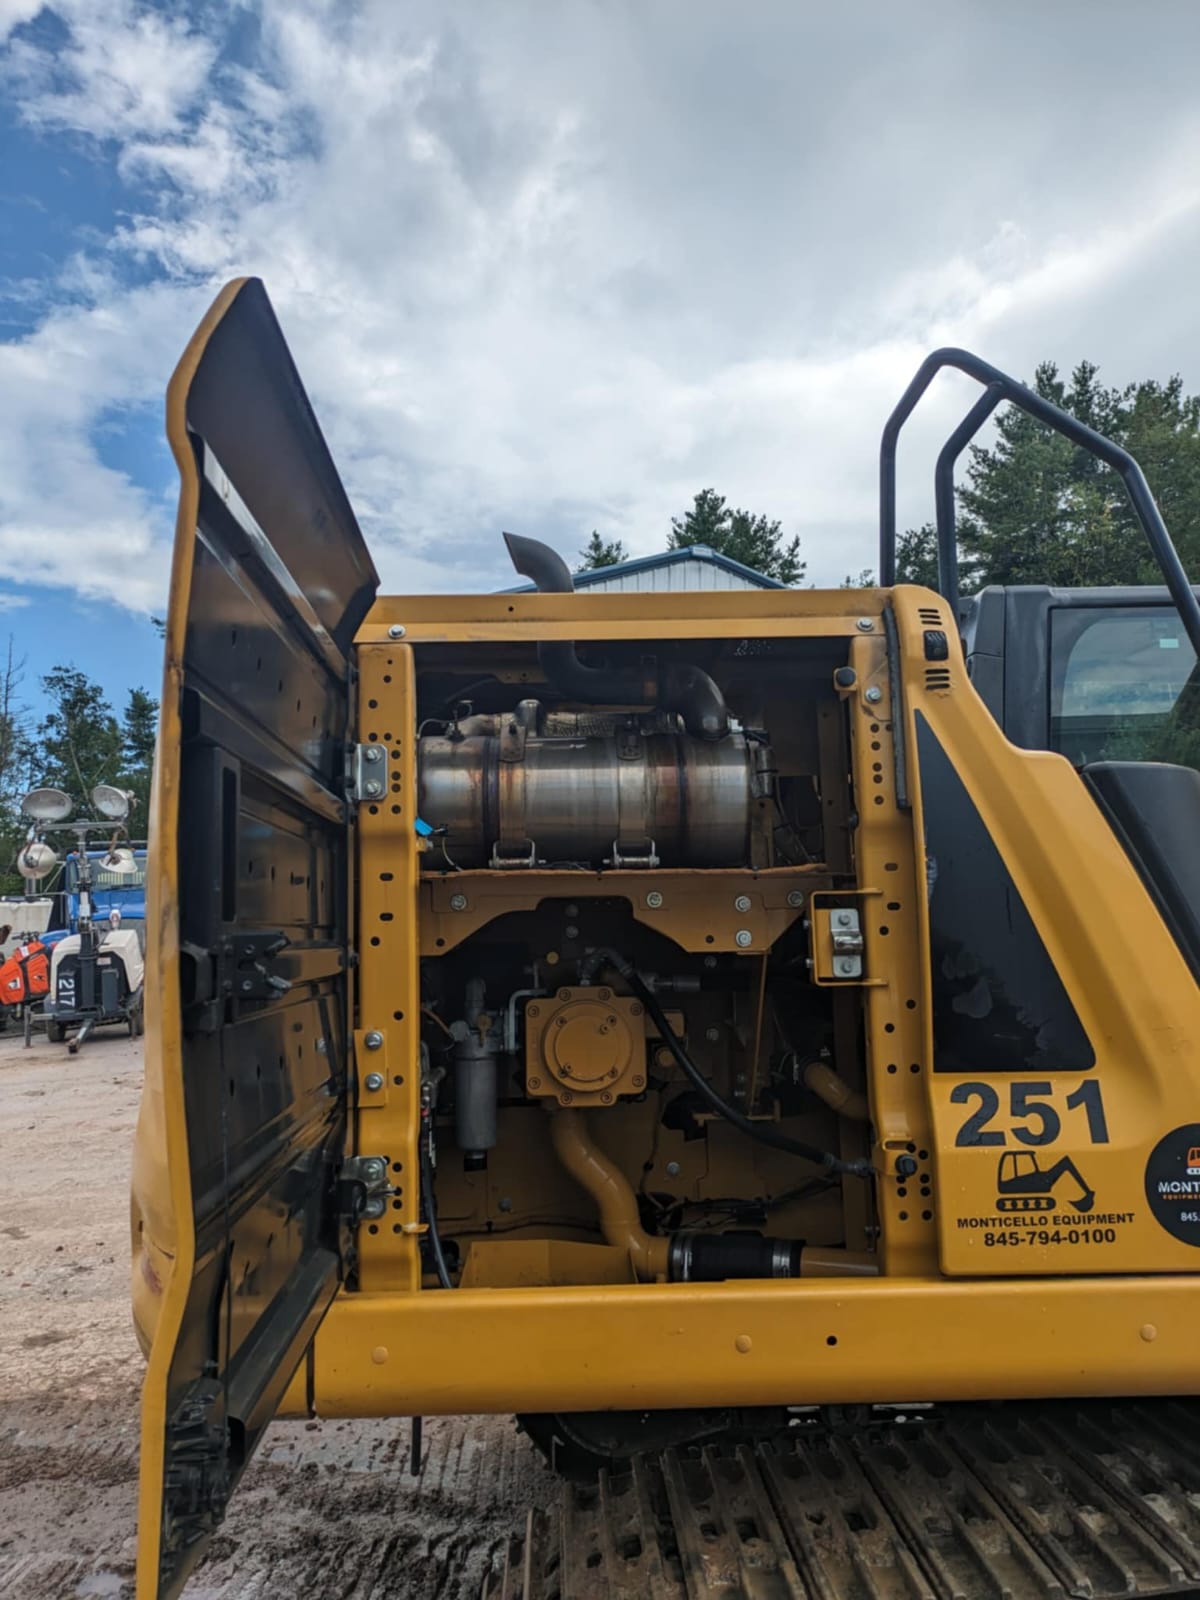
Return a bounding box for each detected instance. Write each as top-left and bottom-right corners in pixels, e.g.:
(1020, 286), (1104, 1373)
(503, 543), (786, 592)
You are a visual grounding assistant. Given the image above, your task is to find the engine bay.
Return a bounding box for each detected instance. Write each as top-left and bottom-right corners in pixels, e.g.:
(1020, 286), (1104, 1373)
(368, 552), (882, 1292)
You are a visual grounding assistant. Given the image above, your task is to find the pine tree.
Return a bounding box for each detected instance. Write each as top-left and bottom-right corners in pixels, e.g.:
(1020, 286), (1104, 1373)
(669, 489), (805, 584)
(578, 531), (628, 569)
(119, 688), (158, 828)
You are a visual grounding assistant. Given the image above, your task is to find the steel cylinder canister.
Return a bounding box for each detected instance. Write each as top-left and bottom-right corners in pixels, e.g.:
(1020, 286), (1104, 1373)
(417, 706), (762, 868)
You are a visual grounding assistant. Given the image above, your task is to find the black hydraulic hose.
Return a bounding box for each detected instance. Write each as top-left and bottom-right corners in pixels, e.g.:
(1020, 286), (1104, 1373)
(592, 949), (873, 1178)
(420, 1119), (455, 1289)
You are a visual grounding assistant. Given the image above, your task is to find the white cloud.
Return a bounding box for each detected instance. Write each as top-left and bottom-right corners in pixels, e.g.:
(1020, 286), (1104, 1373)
(0, 591), (31, 611)
(4, 0), (1200, 614)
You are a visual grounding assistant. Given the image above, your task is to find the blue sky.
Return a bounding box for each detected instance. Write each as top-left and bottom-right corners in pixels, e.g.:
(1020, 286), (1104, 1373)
(4, 1), (1200, 723)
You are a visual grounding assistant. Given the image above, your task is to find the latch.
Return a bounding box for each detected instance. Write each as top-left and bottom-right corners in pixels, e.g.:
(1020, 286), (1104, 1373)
(348, 742), (387, 803)
(337, 1154), (392, 1222)
(180, 932), (292, 1033)
(809, 904), (865, 983)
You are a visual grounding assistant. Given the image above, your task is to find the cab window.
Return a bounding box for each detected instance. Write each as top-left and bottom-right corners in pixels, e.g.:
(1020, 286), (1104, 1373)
(1049, 605), (1199, 769)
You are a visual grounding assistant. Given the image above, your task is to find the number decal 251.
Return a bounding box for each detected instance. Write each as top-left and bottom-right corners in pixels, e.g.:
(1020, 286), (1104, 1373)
(950, 1079), (1109, 1148)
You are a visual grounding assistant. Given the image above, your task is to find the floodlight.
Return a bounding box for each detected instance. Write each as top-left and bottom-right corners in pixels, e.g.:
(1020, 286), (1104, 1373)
(17, 841), (59, 879)
(99, 846), (138, 875)
(91, 785), (134, 821)
(20, 788), (72, 823)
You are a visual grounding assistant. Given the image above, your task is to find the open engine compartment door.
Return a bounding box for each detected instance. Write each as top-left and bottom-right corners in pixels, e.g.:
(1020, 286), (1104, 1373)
(136, 278), (377, 1600)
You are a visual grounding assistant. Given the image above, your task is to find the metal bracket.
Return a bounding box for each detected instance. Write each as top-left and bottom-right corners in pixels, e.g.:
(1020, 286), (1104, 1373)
(489, 840), (538, 869)
(180, 932), (292, 1033)
(810, 905), (865, 983)
(348, 742), (388, 804)
(337, 1154), (392, 1222)
(609, 838), (660, 869)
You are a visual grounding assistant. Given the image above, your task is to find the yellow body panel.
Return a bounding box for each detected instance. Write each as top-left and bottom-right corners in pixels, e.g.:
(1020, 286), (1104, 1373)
(134, 278), (1200, 1600)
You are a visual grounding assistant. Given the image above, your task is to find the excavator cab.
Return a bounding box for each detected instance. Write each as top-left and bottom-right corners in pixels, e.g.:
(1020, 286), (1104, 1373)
(134, 284), (1200, 1600)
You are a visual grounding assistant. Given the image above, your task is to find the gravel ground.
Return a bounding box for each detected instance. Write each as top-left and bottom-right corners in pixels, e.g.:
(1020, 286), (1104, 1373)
(0, 1026), (551, 1599)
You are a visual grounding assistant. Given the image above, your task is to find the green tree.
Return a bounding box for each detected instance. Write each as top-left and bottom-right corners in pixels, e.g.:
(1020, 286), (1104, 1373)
(36, 666), (121, 810)
(0, 641), (37, 894)
(669, 489), (806, 584)
(959, 361), (1200, 586)
(578, 531), (628, 569)
(839, 526), (943, 589)
(119, 687), (158, 828)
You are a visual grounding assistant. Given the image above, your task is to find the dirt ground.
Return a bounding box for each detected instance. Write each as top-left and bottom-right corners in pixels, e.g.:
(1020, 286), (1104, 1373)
(0, 1026), (551, 1599)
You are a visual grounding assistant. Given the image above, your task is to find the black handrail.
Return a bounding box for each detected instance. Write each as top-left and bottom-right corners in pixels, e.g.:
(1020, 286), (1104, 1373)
(878, 347), (1200, 657)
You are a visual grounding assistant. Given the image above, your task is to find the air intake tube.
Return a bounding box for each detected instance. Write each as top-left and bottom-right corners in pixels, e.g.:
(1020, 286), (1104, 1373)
(503, 533), (730, 740)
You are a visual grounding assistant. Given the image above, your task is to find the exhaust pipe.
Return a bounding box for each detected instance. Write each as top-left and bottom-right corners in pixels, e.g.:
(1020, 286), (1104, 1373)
(504, 532), (729, 740)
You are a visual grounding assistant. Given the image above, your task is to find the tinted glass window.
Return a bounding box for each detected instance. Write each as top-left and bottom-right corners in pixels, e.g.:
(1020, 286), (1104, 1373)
(1050, 606), (1198, 769)
(917, 713), (1094, 1074)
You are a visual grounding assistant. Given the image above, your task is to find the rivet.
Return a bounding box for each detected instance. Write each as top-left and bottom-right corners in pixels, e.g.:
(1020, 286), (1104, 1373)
(734, 894), (752, 913)
(735, 1334), (753, 1354)
(735, 929), (753, 948)
(1141, 1323), (1158, 1342)
(856, 617), (874, 632)
(666, 1161), (681, 1178)
(364, 1031), (383, 1050)
(498, 1196), (513, 1212)
(449, 893), (468, 912)
(786, 890), (804, 908)
(387, 624), (406, 639)
(371, 1345), (389, 1365)
(645, 891), (663, 909)
(864, 685), (883, 704)
(364, 1072), (383, 1092)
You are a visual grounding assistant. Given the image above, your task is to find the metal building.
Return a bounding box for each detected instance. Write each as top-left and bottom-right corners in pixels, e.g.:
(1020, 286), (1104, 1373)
(504, 544), (784, 594)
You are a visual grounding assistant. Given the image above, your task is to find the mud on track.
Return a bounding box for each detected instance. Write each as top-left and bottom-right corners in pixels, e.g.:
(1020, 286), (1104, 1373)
(0, 1029), (552, 1599)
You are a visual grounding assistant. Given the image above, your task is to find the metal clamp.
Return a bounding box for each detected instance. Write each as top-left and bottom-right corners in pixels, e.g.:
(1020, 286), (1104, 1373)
(338, 1155), (392, 1222)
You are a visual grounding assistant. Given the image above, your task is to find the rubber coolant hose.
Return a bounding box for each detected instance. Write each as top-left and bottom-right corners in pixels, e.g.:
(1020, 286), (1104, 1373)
(600, 952), (872, 1178)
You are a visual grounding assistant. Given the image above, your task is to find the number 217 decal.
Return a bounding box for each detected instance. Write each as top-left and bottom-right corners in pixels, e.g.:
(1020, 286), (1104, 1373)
(950, 1079), (1109, 1147)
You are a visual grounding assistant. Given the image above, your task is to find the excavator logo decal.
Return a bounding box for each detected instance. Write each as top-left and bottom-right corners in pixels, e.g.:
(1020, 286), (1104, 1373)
(995, 1150), (1095, 1214)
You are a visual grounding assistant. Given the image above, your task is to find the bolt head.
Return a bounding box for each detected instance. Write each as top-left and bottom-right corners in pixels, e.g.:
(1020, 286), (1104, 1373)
(498, 1196), (513, 1212)
(645, 891), (663, 909)
(835, 910), (853, 927)
(835, 957), (858, 977)
(786, 890), (804, 908)
(364, 1071), (384, 1092)
(735, 929), (753, 948)
(600, 1091), (613, 1104)
(363, 1158), (385, 1181)
(666, 1161), (682, 1178)
(564, 924), (579, 939)
(387, 624), (406, 639)
(240, 978), (254, 993)
(705, 1026), (721, 1042)
(734, 894), (752, 914)
(362, 1197), (386, 1220)
(365, 745), (383, 762)
(449, 893), (468, 912)
(364, 779), (383, 797)
(864, 685), (883, 704)
(856, 616), (874, 632)
(316, 1038), (327, 1054)
(364, 1030), (384, 1050)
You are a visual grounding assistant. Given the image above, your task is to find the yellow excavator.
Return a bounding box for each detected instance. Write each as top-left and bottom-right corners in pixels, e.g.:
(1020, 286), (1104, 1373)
(132, 278), (1200, 1599)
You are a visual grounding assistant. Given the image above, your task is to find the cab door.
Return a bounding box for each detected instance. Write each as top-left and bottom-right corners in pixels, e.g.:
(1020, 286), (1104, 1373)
(134, 279), (377, 1599)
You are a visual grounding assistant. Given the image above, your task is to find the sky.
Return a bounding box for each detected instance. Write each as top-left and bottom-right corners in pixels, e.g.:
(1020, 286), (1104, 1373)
(3, 0), (1200, 720)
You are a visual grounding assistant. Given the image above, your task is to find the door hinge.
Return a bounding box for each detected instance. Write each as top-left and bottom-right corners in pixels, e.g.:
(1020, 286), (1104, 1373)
(337, 1154), (392, 1222)
(180, 932), (292, 1034)
(347, 742), (387, 804)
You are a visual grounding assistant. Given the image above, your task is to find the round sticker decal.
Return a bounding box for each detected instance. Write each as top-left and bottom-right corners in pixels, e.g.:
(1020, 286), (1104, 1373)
(1144, 1124), (1200, 1246)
